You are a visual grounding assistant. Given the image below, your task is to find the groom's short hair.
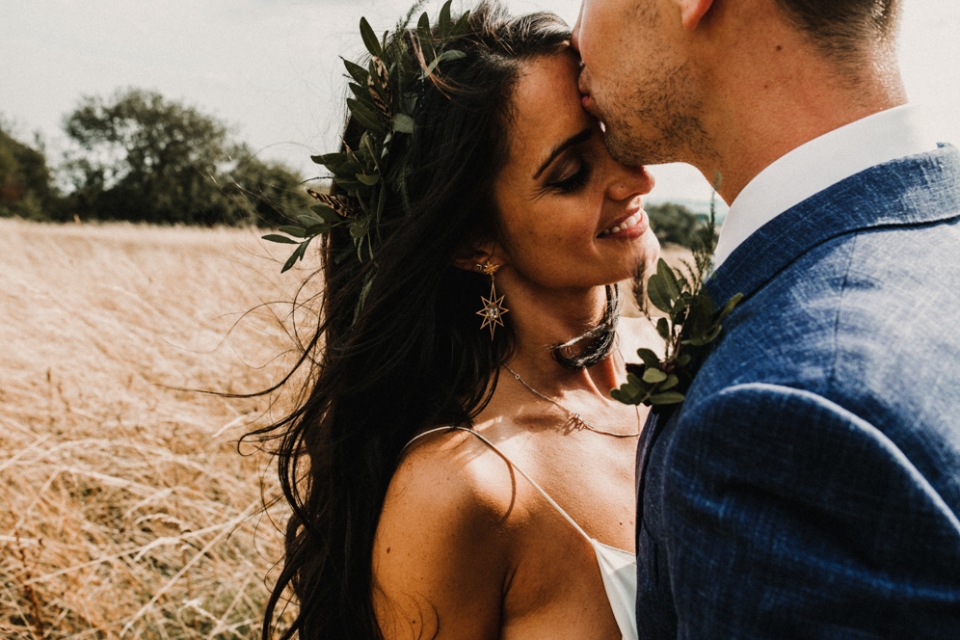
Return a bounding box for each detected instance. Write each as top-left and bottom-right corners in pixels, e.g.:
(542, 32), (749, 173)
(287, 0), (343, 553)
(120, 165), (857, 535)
(775, 0), (901, 61)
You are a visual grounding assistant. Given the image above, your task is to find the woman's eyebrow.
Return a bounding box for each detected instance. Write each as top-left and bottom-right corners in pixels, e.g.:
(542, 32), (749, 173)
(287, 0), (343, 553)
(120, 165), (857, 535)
(533, 127), (592, 179)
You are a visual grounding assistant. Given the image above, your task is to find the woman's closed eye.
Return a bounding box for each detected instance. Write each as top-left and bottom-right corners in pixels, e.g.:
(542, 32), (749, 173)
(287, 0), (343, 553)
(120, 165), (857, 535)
(549, 158), (593, 194)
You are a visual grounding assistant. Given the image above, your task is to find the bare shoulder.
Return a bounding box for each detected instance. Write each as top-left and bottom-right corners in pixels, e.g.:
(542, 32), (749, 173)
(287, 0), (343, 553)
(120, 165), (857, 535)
(372, 428), (519, 639)
(383, 427), (519, 525)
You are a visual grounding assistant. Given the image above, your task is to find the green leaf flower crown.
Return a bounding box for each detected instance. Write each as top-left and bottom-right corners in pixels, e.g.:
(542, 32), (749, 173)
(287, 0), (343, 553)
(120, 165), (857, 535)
(263, 0), (470, 276)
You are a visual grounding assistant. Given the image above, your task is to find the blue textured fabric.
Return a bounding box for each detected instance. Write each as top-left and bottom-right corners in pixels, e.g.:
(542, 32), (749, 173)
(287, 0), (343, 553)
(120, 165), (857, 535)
(635, 145), (960, 639)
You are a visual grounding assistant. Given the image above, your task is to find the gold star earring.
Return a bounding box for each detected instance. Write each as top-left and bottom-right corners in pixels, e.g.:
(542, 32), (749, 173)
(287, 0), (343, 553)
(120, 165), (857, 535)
(476, 261), (508, 339)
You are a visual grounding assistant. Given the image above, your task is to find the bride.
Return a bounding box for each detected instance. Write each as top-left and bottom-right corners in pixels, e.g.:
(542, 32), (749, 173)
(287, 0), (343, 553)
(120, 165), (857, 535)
(259, 2), (661, 638)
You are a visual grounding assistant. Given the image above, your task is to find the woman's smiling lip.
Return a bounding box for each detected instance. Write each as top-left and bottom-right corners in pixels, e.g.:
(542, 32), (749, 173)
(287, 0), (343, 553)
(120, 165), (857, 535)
(598, 206), (649, 239)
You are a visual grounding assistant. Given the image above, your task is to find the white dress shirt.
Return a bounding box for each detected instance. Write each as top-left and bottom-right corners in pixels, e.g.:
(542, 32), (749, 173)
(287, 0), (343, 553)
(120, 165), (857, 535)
(712, 104), (940, 269)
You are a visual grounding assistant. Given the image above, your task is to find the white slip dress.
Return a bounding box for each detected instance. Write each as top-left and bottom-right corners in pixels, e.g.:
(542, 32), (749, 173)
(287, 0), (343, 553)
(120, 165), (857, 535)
(405, 426), (639, 640)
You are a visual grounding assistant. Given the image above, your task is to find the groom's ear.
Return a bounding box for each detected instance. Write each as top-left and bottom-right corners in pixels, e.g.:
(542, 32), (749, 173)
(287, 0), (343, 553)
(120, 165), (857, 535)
(679, 0), (715, 31)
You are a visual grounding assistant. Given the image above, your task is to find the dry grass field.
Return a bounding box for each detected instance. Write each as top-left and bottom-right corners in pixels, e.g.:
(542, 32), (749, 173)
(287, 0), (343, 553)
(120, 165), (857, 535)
(0, 217), (689, 638)
(0, 218), (313, 638)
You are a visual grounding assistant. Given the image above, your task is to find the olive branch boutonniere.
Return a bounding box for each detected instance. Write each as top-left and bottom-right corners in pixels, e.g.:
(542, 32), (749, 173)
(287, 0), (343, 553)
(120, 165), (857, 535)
(611, 204), (743, 408)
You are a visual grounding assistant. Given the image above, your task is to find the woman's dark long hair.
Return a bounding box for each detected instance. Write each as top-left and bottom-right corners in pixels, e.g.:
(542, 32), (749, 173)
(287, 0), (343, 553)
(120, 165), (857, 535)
(254, 3), (570, 638)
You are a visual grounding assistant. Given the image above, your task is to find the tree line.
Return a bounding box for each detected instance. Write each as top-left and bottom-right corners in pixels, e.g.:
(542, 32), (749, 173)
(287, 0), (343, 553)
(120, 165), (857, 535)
(1, 87), (703, 245)
(0, 88), (311, 227)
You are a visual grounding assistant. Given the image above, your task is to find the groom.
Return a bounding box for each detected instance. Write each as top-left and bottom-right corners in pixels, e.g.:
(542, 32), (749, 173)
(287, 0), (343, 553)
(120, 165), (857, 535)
(574, 0), (960, 637)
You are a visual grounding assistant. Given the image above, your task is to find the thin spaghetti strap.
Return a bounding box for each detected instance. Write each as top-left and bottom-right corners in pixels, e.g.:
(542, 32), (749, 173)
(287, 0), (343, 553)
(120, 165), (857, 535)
(461, 429), (593, 542)
(400, 426), (465, 456)
(400, 426), (592, 542)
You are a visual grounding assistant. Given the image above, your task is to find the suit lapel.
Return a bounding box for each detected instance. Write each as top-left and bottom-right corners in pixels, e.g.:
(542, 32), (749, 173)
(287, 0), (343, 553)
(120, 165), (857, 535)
(635, 406), (676, 533)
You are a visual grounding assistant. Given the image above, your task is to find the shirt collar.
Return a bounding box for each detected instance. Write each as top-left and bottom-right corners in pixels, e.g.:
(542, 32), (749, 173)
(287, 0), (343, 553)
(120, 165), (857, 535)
(712, 104), (939, 268)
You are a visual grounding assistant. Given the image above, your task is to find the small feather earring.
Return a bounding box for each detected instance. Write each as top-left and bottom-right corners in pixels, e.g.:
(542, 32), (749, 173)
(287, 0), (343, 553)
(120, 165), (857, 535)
(476, 261), (508, 339)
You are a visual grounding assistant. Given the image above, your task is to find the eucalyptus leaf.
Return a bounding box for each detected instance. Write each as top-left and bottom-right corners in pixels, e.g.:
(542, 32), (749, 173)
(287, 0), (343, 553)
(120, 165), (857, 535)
(649, 391), (686, 405)
(342, 58), (369, 85)
(703, 324), (723, 343)
(304, 222), (331, 235)
(392, 113), (415, 134)
(359, 133), (381, 171)
(425, 49), (466, 75)
(312, 152), (353, 174)
(262, 234), (299, 245)
(451, 10), (471, 36)
(656, 258), (683, 301)
(347, 98), (387, 135)
(716, 292), (744, 323)
(279, 225), (306, 238)
(417, 14), (436, 64)
(659, 375), (680, 391)
(672, 295), (689, 316)
(684, 294), (713, 339)
(647, 275), (674, 314)
(439, 0), (452, 36)
(350, 221), (368, 239)
(643, 368), (668, 384)
(438, 49), (466, 62)
(348, 82), (366, 101)
(356, 173), (381, 186)
(359, 17), (383, 57)
(656, 317), (671, 341)
(281, 243), (306, 273)
(333, 176), (363, 192)
(310, 205), (341, 223)
(685, 324), (723, 347)
(611, 386), (641, 405)
(622, 374), (643, 396)
(635, 348), (660, 369)
(299, 213), (323, 226)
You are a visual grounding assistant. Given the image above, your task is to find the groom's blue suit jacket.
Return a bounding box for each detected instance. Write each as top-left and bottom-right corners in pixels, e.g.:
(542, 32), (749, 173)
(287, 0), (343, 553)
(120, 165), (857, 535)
(636, 145), (960, 638)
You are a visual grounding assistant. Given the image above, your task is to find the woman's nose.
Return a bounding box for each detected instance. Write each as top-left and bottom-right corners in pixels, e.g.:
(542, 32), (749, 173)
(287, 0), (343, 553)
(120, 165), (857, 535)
(608, 164), (655, 201)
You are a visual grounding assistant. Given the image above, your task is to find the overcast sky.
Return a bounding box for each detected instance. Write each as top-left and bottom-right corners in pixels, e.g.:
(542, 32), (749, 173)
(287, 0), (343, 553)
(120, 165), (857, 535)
(2, 0), (958, 205)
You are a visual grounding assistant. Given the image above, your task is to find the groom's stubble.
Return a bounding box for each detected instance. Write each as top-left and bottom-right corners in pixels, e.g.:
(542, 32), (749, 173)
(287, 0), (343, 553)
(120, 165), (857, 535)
(601, 58), (713, 169)
(577, 0), (716, 169)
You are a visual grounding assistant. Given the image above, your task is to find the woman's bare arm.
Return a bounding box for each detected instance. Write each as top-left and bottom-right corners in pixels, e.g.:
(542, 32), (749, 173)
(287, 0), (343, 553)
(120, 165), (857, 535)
(372, 432), (516, 640)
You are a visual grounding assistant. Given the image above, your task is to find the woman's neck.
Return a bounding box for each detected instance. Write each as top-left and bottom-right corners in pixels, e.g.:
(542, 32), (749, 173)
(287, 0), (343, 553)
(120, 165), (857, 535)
(503, 283), (623, 398)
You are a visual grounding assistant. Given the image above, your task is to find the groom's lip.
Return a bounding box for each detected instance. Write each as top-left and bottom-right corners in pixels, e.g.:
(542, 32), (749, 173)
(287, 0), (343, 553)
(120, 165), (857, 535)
(581, 92), (600, 118)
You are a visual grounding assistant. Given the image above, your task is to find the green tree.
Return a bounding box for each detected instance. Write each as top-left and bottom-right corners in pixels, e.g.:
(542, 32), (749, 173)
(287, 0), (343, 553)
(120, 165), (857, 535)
(646, 202), (701, 249)
(62, 88), (309, 226)
(0, 119), (60, 221)
(221, 146), (314, 229)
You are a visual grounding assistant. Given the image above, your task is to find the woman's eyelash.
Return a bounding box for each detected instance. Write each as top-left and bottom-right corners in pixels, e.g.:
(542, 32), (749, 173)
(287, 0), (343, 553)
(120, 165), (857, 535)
(552, 161), (592, 193)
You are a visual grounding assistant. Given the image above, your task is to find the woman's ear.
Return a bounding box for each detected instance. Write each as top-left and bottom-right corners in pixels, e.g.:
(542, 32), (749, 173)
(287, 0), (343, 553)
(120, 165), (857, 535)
(451, 241), (506, 273)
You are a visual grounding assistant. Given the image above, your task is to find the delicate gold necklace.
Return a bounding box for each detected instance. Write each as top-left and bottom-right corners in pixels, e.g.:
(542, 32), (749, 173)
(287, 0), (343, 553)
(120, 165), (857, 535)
(504, 364), (642, 438)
